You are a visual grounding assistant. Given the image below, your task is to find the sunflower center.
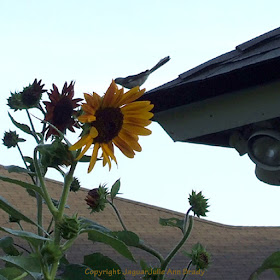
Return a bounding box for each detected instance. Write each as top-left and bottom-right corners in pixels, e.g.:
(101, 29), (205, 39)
(53, 97), (74, 125)
(92, 107), (123, 143)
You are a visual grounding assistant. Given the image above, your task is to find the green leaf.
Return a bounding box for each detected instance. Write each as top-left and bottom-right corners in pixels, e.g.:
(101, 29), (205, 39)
(140, 259), (149, 270)
(78, 155), (91, 163)
(0, 227), (50, 248)
(249, 251), (280, 279)
(78, 155), (101, 163)
(159, 217), (184, 232)
(0, 255), (41, 280)
(110, 231), (140, 246)
(59, 264), (97, 280)
(0, 274), (8, 280)
(110, 179), (120, 202)
(273, 268), (280, 278)
(8, 112), (33, 136)
(50, 198), (69, 209)
(3, 165), (35, 176)
(0, 237), (20, 256)
(83, 253), (124, 280)
(0, 175), (44, 197)
(79, 217), (111, 233)
(0, 196), (38, 227)
(0, 267), (27, 280)
(88, 230), (135, 262)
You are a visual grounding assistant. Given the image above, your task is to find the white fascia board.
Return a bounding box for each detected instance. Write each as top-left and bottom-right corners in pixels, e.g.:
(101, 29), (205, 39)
(154, 80), (280, 141)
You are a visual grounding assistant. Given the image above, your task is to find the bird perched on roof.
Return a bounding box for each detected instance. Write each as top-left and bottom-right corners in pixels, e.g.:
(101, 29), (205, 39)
(114, 56), (170, 89)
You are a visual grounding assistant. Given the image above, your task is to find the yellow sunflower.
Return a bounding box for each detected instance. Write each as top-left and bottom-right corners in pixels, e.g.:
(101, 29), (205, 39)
(69, 80), (154, 173)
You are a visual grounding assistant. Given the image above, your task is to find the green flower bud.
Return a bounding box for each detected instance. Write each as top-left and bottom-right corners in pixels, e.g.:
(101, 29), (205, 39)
(188, 190), (209, 218)
(70, 177), (81, 192)
(7, 79), (46, 111)
(185, 243), (211, 270)
(58, 214), (80, 240)
(39, 138), (74, 168)
(21, 79), (46, 108)
(7, 92), (25, 111)
(85, 185), (108, 213)
(2, 130), (25, 148)
(41, 241), (63, 265)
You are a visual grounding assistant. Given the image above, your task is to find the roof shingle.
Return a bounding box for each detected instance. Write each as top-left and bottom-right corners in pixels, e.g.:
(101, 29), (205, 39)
(0, 165), (279, 279)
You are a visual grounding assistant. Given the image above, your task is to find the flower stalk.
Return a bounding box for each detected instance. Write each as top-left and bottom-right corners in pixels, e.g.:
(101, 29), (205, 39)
(158, 216), (193, 280)
(107, 200), (128, 231)
(33, 147), (58, 217)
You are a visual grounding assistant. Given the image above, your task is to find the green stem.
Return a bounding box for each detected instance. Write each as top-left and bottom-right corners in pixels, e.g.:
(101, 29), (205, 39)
(158, 216), (194, 280)
(57, 163), (77, 220)
(107, 200), (127, 231)
(16, 143), (37, 185)
(50, 162), (77, 279)
(26, 109), (40, 143)
(61, 237), (77, 252)
(16, 144), (29, 170)
(13, 272), (28, 280)
(181, 261), (192, 280)
(108, 199), (165, 263)
(45, 217), (54, 238)
(183, 207), (192, 234)
(36, 191), (43, 237)
(13, 243), (31, 254)
(137, 241), (164, 264)
(49, 262), (59, 280)
(33, 147), (58, 216)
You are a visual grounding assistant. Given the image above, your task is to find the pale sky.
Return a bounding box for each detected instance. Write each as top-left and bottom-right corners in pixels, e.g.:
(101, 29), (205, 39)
(1, 1), (280, 226)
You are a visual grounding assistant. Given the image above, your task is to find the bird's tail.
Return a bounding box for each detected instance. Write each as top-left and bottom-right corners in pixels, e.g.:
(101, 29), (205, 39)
(150, 56), (170, 73)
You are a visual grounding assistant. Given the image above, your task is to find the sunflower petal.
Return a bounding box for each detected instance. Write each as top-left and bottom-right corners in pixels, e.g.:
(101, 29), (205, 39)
(78, 114), (96, 123)
(122, 123), (152, 136)
(113, 136), (135, 158)
(89, 127), (99, 138)
(69, 134), (92, 151)
(121, 101), (152, 110)
(88, 143), (100, 173)
(118, 130), (142, 152)
(101, 146), (112, 170)
(112, 88), (124, 108)
(76, 138), (93, 160)
(121, 103), (154, 113)
(84, 93), (100, 110)
(123, 116), (152, 126)
(102, 143), (117, 163)
(102, 80), (117, 108)
(117, 87), (145, 106)
(82, 104), (96, 115)
(121, 111), (154, 120)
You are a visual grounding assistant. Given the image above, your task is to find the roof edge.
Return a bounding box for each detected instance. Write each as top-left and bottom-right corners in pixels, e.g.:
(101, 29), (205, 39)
(1, 165), (278, 230)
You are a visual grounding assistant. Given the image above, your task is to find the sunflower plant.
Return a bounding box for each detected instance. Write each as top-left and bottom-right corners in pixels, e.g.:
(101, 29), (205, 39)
(0, 79), (210, 280)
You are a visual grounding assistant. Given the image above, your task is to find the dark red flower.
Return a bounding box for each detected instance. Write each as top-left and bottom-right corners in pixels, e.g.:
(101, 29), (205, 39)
(43, 81), (82, 139)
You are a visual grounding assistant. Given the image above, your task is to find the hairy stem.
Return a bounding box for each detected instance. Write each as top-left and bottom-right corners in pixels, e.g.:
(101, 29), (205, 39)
(16, 143), (37, 185)
(26, 109), (40, 143)
(33, 147), (58, 216)
(107, 200), (127, 231)
(183, 207), (192, 234)
(57, 162), (77, 220)
(51, 162), (77, 279)
(137, 241), (164, 264)
(158, 216), (194, 280)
